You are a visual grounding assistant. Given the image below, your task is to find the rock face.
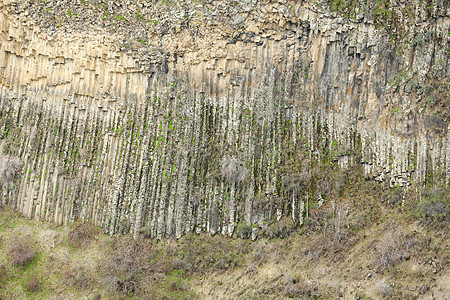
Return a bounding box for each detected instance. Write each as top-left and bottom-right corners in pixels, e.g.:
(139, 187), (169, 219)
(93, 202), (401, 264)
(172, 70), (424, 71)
(0, 0), (448, 237)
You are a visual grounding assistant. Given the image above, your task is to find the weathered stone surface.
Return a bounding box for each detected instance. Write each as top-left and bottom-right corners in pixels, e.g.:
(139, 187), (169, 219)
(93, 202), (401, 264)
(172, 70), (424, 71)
(0, 0), (448, 237)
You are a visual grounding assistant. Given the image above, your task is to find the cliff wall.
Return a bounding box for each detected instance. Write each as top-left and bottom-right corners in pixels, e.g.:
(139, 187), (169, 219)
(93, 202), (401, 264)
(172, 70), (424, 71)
(0, 0), (448, 237)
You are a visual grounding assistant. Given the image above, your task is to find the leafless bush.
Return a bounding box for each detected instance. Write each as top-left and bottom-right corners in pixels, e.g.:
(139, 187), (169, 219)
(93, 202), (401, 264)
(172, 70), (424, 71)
(8, 236), (35, 267)
(221, 157), (248, 184)
(0, 156), (22, 187)
(351, 210), (373, 231)
(68, 223), (98, 248)
(331, 171), (347, 197)
(26, 277), (40, 293)
(283, 175), (311, 201)
(317, 174), (333, 198)
(375, 239), (402, 271)
(332, 229), (352, 245)
(305, 205), (331, 233)
(304, 241), (327, 262)
(304, 212), (358, 263)
(100, 238), (154, 295)
(374, 230), (417, 271)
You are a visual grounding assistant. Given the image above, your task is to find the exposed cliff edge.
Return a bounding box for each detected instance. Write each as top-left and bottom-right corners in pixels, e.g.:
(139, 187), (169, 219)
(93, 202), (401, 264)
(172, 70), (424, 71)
(0, 0), (448, 237)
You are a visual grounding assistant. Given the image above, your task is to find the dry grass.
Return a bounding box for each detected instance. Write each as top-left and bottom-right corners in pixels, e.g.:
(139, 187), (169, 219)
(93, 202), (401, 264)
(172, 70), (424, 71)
(62, 264), (94, 290)
(169, 234), (250, 274)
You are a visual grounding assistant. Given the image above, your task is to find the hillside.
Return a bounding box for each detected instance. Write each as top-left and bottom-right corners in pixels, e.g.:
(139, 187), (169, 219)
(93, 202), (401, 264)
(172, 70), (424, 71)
(0, 174), (448, 299)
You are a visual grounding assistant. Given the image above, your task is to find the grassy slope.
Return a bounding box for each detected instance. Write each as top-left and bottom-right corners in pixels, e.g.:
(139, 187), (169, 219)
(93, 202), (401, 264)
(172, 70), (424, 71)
(191, 181), (449, 299)
(0, 179), (448, 299)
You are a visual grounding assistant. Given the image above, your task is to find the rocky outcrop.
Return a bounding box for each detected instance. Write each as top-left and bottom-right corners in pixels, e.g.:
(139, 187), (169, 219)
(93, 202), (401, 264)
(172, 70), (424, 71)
(0, 0), (448, 237)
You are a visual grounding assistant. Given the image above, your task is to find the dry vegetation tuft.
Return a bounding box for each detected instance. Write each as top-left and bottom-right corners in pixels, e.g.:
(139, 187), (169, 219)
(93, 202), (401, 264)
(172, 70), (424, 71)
(373, 228), (418, 272)
(7, 236), (35, 267)
(68, 222), (98, 248)
(100, 237), (159, 296)
(25, 277), (40, 293)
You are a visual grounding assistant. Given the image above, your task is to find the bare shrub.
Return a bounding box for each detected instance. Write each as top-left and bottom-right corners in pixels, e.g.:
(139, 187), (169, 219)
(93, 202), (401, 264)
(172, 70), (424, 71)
(315, 171), (344, 199)
(374, 229), (417, 271)
(304, 242), (328, 262)
(68, 223), (98, 248)
(304, 210), (358, 263)
(351, 209), (373, 231)
(404, 185), (450, 229)
(221, 157), (248, 184)
(0, 156), (22, 187)
(375, 238), (402, 271)
(305, 204), (331, 233)
(332, 229), (352, 246)
(331, 171), (347, 197)
(100, 238), (155, 295)
(26, 277), (40, 293)
(8, 236), (35, 267)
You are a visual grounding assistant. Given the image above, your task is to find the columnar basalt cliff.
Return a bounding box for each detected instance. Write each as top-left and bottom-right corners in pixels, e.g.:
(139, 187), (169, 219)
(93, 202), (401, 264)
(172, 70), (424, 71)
(0, 0), (448, 237)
